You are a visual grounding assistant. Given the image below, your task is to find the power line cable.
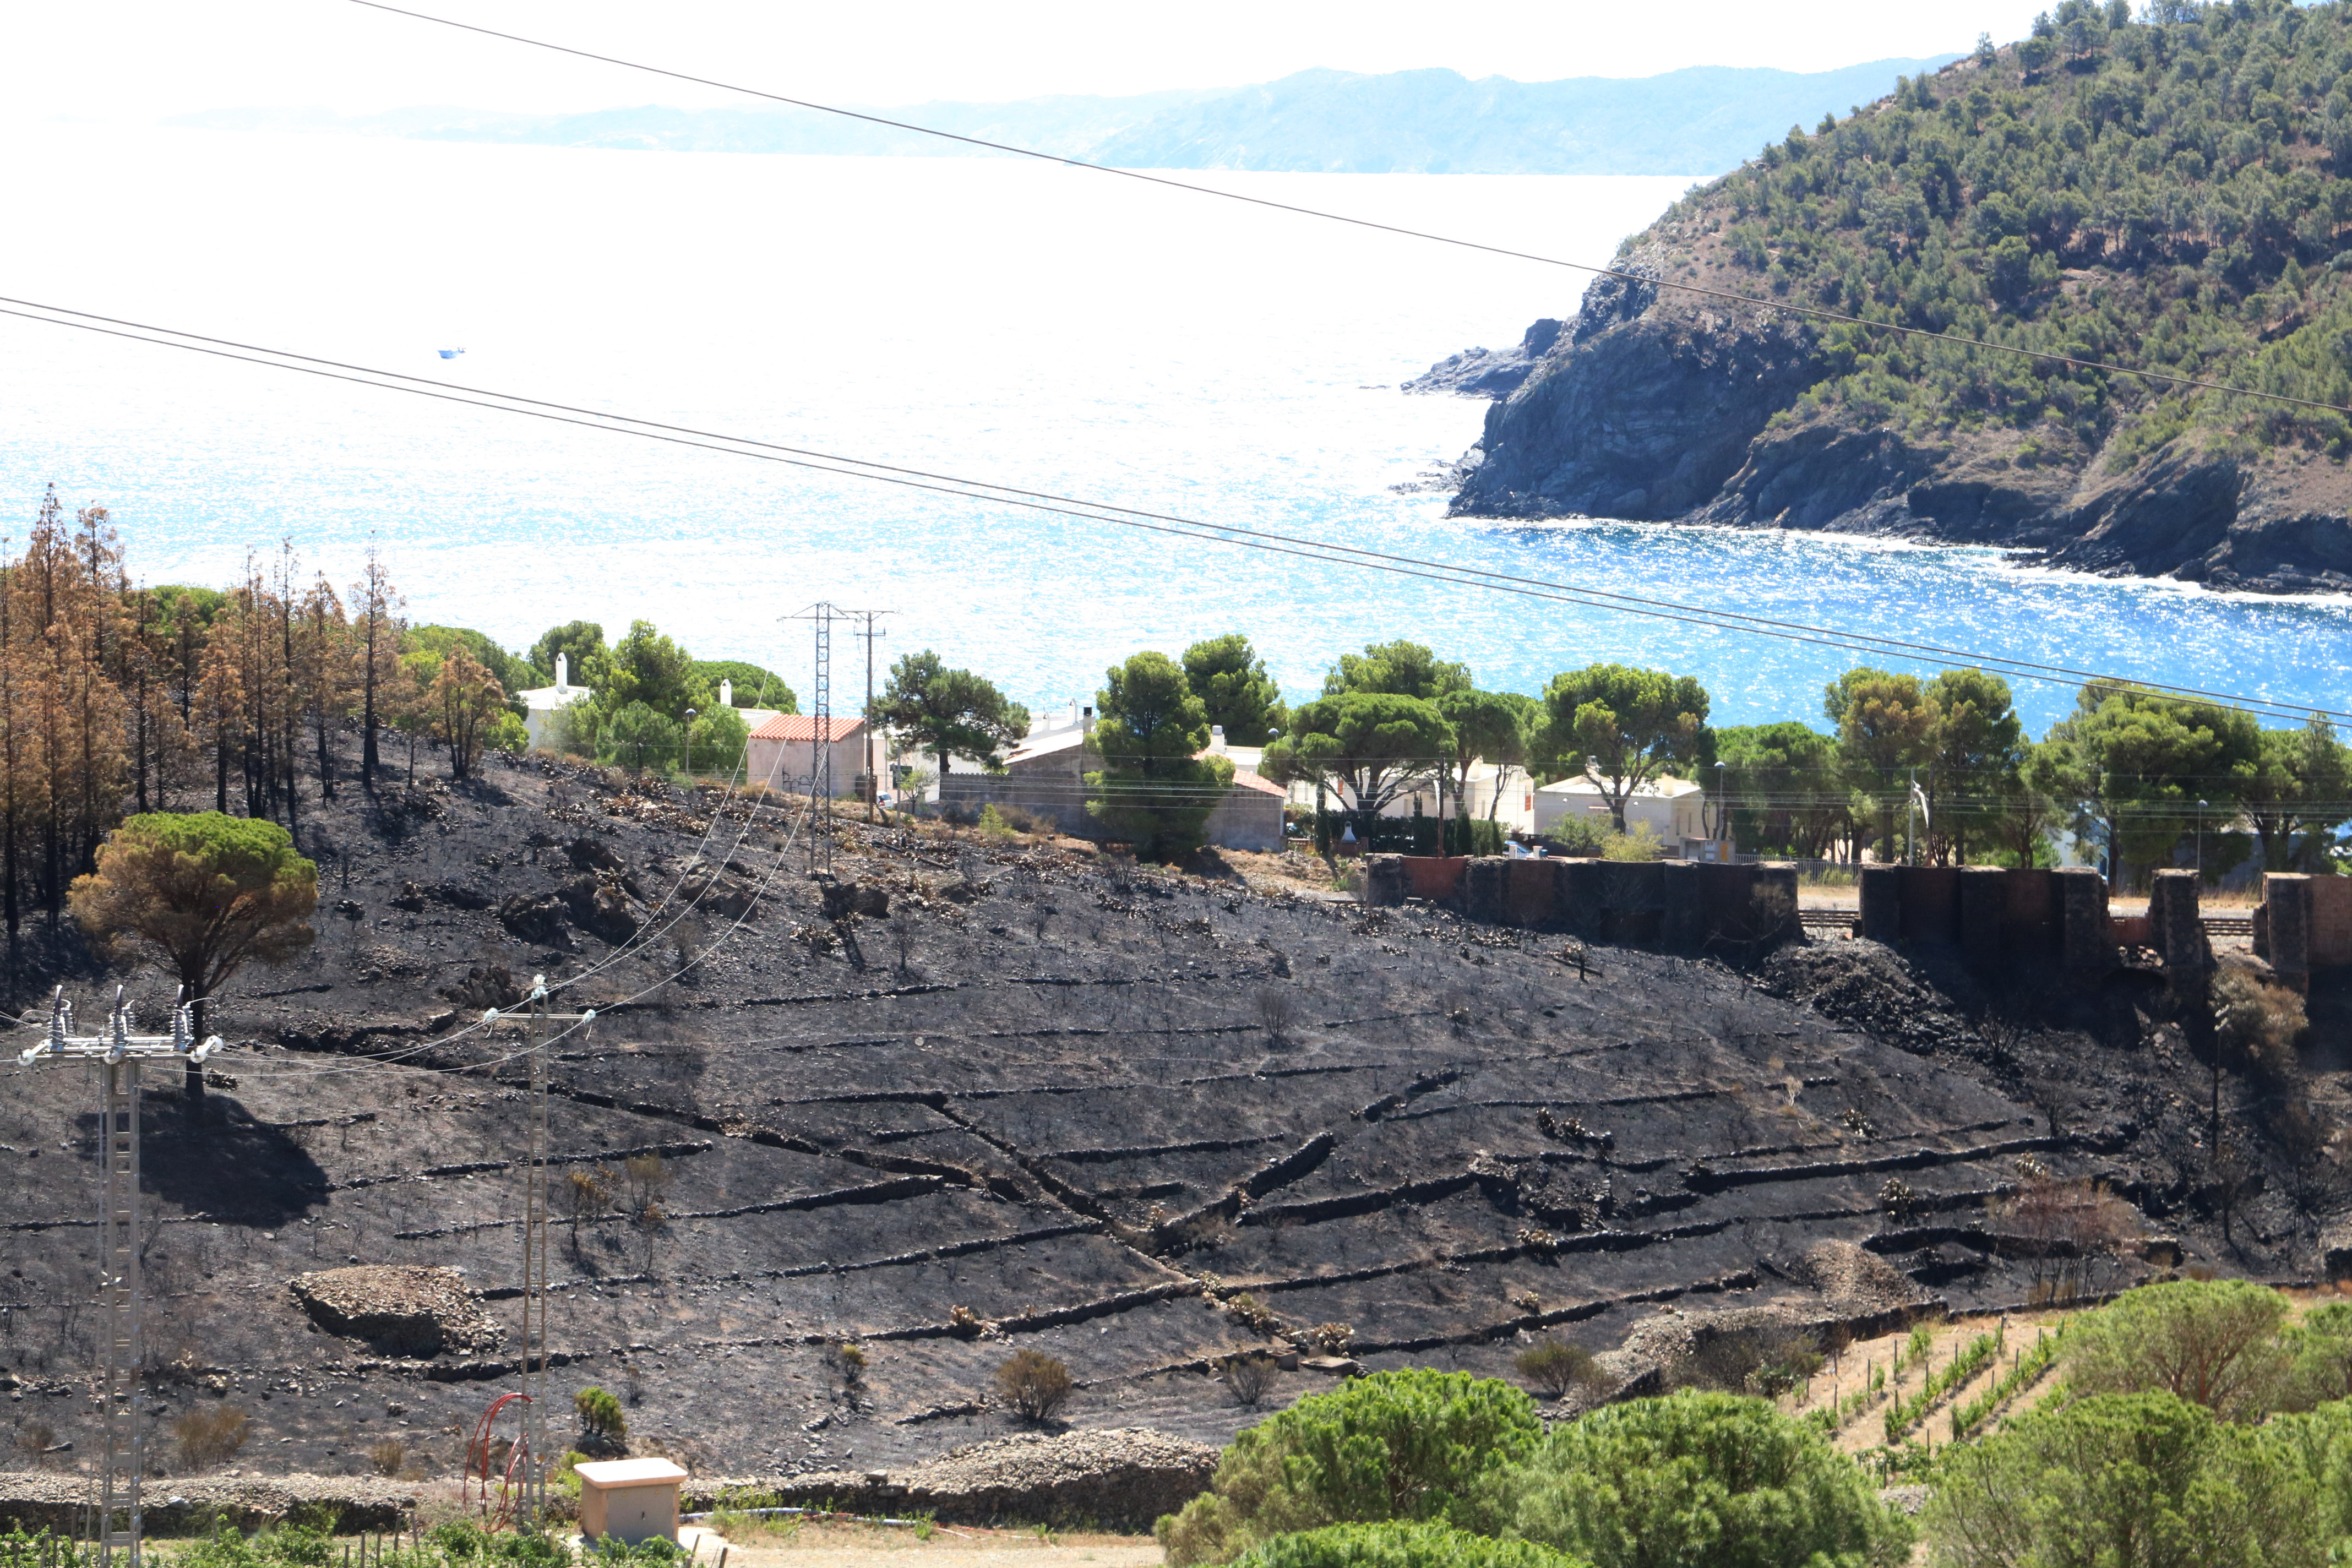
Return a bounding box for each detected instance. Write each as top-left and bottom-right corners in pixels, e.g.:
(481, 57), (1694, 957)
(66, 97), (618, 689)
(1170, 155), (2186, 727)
(3, 296), (2343, 728)
(340, 0), (2352, 423)
(4, 292), (2324, 722)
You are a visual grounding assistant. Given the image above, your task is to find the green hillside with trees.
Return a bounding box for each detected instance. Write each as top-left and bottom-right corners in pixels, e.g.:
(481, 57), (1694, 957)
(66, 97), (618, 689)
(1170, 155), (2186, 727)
(1455, 0), (2352, 593)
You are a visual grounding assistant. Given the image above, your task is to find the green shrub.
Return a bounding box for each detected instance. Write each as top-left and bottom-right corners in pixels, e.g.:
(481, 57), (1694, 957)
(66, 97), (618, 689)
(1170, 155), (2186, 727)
(2282, 1302), (2352, 1408)
(2213, 966), (2307, 1080)
(994, 1348), (1074, 1423)
(1599, 826), (1666, 863)
(179, 1526), (334, 1568)
(2066, 1279), (2293, 1420)
(1514, 1340), (1605, 1401)
(1503, 1390), (1910, 1568)
(2259, 1397), (2352, 1551)
(1235, 1521), (1589, 1568)
(1924, 1391), (2328, 1568)
(597, 701), (684, 774)
(1156, 1369), (1542, 1565)
(575, 1385), (627, 1442)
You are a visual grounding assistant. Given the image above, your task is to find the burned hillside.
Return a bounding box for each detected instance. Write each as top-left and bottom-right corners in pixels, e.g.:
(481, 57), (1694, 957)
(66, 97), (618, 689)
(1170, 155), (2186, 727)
(0, 736), (2340, 1483)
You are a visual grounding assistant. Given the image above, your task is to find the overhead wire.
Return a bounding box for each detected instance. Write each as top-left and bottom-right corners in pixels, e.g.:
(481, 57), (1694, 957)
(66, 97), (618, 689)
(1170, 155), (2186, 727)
(153, 776), (825, 1084)
(2, 296), (2343, 728)
(339, 0), (2352, 424)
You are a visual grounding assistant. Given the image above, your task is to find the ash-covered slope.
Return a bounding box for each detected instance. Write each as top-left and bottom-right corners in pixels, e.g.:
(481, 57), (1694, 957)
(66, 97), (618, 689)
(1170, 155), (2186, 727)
(0, 738), (2333, 1484)
(1442, 1), (2352, 594)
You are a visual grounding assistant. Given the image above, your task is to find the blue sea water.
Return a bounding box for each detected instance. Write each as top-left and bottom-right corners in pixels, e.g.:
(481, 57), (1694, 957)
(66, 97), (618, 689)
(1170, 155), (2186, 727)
(1, 121), (2348, 736)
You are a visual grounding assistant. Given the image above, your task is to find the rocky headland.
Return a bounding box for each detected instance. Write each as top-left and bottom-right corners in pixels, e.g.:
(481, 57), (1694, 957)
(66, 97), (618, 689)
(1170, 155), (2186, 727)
(1422, 6), (2352, 595)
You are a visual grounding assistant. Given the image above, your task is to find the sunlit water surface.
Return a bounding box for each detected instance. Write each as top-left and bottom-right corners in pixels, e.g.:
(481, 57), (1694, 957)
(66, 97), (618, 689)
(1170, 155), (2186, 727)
(2, 122), (2348, 732)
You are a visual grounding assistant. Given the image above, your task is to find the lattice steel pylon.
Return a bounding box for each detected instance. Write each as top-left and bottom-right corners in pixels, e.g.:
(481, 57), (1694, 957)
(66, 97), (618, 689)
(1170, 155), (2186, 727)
(16, 987), (221, 1568)
(787, 603), (857, 875)
(812, 605), (834, 873)
(481, 981), (595, 1529)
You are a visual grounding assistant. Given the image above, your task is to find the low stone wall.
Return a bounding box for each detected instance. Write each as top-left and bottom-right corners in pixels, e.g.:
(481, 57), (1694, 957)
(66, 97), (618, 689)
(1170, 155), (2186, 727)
(0, 1474), (417, 1536)
(939, 775), (1097, 838)
(685, 1427), (1217, 1532)
(1366, 854), (1799, 950)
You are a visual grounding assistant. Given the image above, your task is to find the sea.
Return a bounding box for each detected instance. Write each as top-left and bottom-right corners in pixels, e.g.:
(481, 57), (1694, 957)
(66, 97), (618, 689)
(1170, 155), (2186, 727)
(2, 119), (2348, 734)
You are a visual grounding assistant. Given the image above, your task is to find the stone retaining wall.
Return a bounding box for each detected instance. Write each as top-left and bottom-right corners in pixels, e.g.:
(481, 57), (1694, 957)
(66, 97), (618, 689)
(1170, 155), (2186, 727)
(2253, 872), (2352, 985)
(1365, 854), (1798, 950)
(1860, 864), (2127, 978)
(1371, 856), (2220, 987)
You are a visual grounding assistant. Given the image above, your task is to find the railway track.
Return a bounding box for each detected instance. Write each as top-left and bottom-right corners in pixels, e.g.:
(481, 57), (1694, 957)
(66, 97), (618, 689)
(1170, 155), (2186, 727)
(1798, 907), (2256, 938)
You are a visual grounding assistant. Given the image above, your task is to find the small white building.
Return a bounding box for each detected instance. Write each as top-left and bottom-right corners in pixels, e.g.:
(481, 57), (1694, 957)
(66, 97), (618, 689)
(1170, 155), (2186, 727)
(515, 653), (594, 754)
(1380, 761), (1538, 834)
(747, 714), (870, 797)
(1533, 773), (1708, 845)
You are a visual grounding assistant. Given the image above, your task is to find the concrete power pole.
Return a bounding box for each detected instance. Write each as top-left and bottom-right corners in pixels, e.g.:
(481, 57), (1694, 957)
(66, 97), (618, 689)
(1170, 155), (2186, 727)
(854, 611), (892, 824)
(17, 987), (221, 1568)
(482, 982), (595, 1529)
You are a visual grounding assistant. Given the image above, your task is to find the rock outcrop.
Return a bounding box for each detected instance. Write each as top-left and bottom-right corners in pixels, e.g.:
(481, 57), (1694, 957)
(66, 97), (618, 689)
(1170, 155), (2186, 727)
(1439, 270), (2352, 594)
(1401, 318), (1562, 399)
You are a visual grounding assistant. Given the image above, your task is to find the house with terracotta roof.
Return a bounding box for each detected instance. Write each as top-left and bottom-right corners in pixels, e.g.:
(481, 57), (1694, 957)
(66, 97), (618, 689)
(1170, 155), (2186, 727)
(747, 713), (870, 798)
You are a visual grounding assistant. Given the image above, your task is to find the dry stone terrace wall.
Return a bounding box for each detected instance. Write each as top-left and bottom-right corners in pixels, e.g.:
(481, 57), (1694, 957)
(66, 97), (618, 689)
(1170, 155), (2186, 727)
(0, 747), (2298, 1486)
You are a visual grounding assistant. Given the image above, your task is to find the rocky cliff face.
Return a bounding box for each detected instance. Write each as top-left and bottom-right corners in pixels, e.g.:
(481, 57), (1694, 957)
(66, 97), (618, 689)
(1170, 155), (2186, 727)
(1435, 274), (2352, 594)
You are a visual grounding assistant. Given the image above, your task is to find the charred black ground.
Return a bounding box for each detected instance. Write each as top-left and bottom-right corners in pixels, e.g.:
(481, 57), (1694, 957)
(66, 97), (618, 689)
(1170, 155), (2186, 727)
(2, 733), (2343, 1482)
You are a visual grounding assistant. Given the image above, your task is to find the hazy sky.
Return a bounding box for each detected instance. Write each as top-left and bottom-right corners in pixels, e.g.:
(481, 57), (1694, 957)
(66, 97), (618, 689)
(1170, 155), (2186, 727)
(15, 1), (2051, 120)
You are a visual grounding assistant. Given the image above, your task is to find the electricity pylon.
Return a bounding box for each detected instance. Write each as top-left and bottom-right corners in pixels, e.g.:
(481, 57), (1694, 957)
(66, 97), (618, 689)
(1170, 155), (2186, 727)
(16, 987), (221, 1568)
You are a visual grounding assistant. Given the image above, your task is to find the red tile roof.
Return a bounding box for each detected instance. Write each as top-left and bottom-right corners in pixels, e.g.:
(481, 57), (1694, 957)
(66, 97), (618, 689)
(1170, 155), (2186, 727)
(749, 714), (867, 742)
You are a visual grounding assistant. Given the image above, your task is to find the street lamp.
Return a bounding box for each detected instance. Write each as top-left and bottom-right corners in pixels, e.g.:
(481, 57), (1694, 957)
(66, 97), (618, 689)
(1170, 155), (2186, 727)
(2197, 799), (2208, 876)
(1714, 761), (1729, 856)
(683, 708), (696, 777)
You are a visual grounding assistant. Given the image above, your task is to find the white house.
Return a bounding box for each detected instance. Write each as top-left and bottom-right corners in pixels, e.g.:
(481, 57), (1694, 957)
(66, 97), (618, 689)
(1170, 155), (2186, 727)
(1533, 773), (1708, 844)
(1379, 762), (1538, 834)
(516, 653), (595, 753)
(747, 714), (870, 797)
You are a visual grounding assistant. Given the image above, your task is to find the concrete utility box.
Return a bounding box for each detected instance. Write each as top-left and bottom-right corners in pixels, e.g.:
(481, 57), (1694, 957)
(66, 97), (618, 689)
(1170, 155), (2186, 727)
(576, 1458), (688, 1544)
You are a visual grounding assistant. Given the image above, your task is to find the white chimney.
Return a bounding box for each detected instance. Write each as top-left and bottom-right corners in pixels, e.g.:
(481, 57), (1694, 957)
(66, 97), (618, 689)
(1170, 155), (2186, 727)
(1210, 724), (1227, 754)
(721, 678), (733, 708)
(555, 652), (568, 694)
(1067, 699), (1080, 728)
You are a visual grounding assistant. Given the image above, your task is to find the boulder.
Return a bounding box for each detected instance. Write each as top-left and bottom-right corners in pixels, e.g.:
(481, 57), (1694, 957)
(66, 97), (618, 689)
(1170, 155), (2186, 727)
(498, 894), (575, 950)
(440, 964), (525, 1010)
(682, 863), (762, 921)
(558, 873), (640, 945)
(568, 836), (626, 874)
(820, 881), (890, 921)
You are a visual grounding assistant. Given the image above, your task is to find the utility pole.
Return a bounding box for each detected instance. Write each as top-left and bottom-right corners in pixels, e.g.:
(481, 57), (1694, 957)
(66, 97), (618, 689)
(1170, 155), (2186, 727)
(481, 982), (595, 1529)
(1905, 766), (1920, 867)
(854, 611), (892, 824)
(17, 987), (221, 1568)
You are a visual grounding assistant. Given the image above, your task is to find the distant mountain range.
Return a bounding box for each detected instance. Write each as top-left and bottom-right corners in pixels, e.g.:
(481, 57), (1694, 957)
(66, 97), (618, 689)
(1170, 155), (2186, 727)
(168, 58), (1960, 176)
